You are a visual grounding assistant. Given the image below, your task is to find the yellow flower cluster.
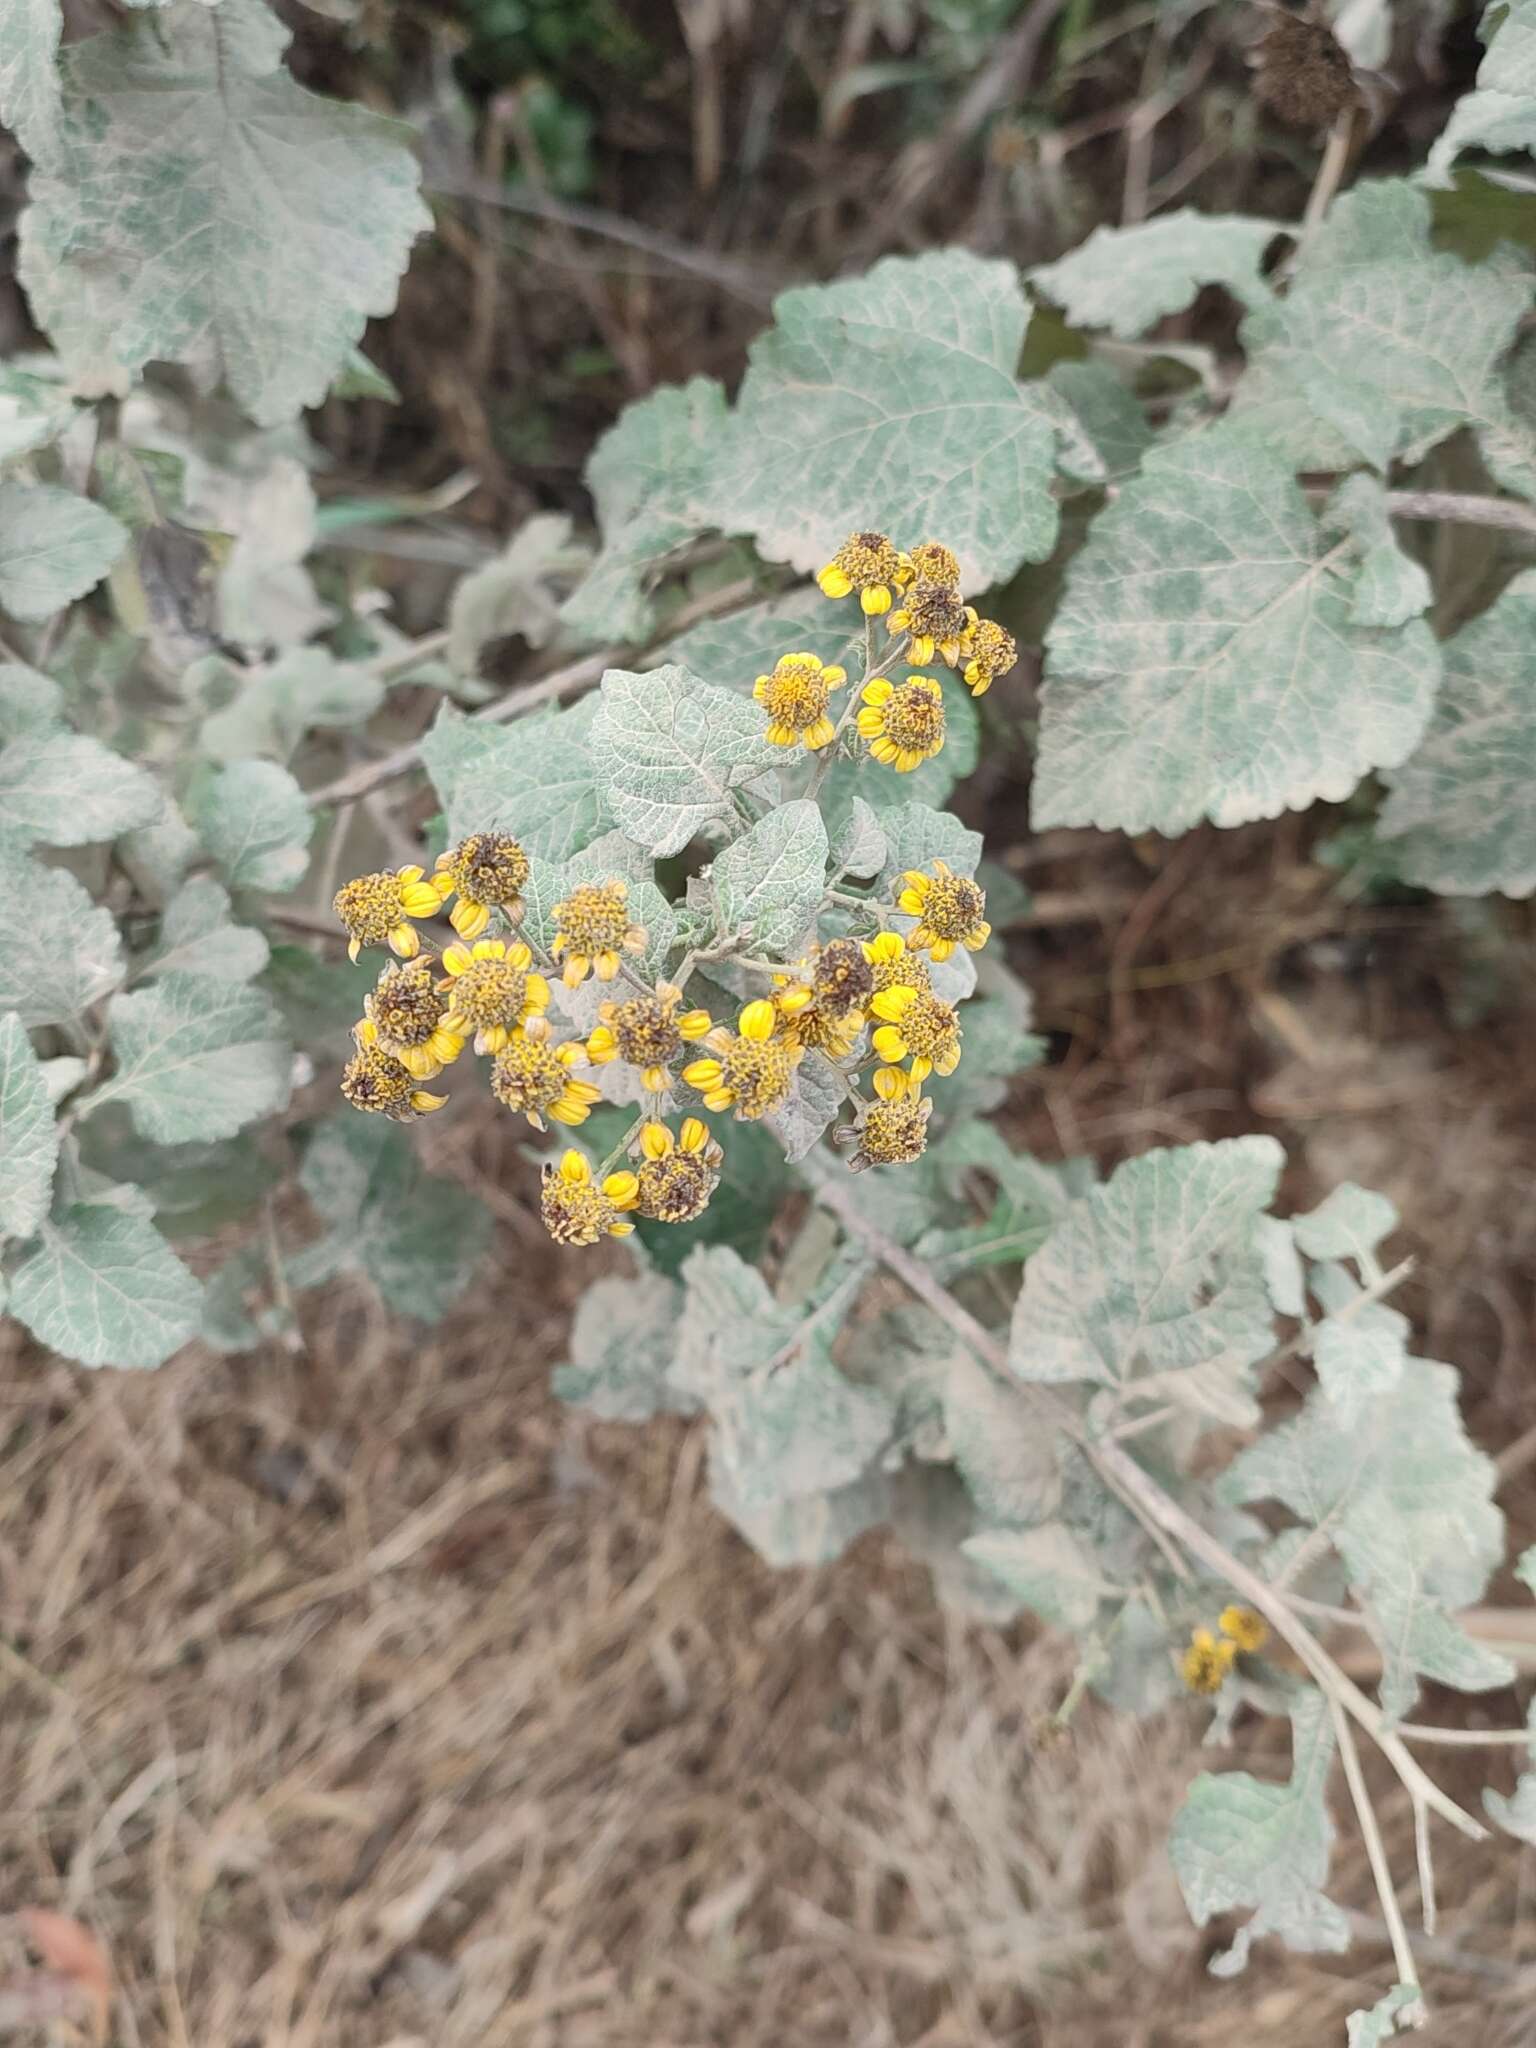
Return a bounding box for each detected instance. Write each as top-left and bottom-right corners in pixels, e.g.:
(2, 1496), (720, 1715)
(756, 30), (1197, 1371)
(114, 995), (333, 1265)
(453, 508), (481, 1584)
(815, 528), (1018, 695)
(1180, 1606), (1270, 1694)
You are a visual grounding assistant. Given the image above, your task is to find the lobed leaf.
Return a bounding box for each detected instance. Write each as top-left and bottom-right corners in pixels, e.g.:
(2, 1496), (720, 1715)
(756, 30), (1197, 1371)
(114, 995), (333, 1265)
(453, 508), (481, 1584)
(186, 757), (313, 893)
(97, 973), (292, 1144)
(421, 698), (613, 864)
(0, 730), (161, 845)
(0, 482), (127, 622)
(708, 797), (828, 957)
(0, 835), (123, 1026)
(0, 0), (63, 166)
(0, 1011), (58, 1239)
(143, 877), (270, 983)
(10, 1202), (202, 1369)
(554, 1271), (695, 1421)
(588, 663), (781, 858)
(1030, 210), (1284, 339)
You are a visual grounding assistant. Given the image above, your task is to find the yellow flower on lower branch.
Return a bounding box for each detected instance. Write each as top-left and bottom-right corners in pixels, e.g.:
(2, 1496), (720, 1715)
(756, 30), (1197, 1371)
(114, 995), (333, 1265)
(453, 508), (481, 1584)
(960, 617), (1018, 697)
(361, 957), (464, 1080)
(682, 998), (802, 1119)
(1219, 1605), (1270, 1654)
(490, 1017), (601, 1130)
(898, 860), (991, 961)
(438, 937), (550, 1054)
(1181, 1628), (1237, 1695)
(635, 1117), (723, 1223)
(887, 580), (975, 668)
(586, 983), (713, 1093)
(835, 1089), (933, 1171)
(434, 831), (531, 941)
(333, 864), (448, 961)
(340, 1038), (448, 1122)
(868, 984), (962, 1083)
(857, 674), (946, 773)
(551, 879), (647, 987)
(752, 651), (848, 749)
(540, 1150), (640, 1246)
(863, 930), (932, 998)
(816, 529), (905, 614)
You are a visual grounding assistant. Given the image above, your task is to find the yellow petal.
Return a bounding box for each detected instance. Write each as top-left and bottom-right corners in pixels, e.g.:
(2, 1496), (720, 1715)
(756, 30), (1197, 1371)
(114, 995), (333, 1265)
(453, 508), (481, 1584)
(871, 1065), (907, 1101)
(804, 717), (837, 749)
(969, 672), (993, 698)
(399, 1045), (441, 1080)
(595, 950), (621, 981)
(739, 999), (776, 1042)
(559, 1151), (591, 1185)
(399, 882), (444, 918)
(776, 984), (813, 1015)
(871, 738), (899, 764)
(641, 1064), (668, 1093)
(766, 724), (797, 746)
(398, 864), (424, 885)
(355, 1016), (379, 1046)
(872, 1025), (908, 1062)
(587, 1026), (617, 1061)
(752, 676), (768, 699)
(683, 1058), (723, 1088)
(641, 1121), (674, 1160)
(479, 1025), (510, 1054)
(389, 923), (421, 958)
(703, 1087), (735, 1112)
(822, 665), (847, 688)
(897, 887), (924, 916)
(862, 677), (894, 707)
(931, 938), (956, 961)
(678, 1009), (713, 1039)
(562, 956), (589, 988)
(348, 936), (362, 962)
(410, 1089), (448, 1112)
(869, 987), (915, 1023)
(525, 973), (551, 1013)
(860, 584), (892, 615)
(934, 1045), (962, 1076)
(910, 1055), (933, 1083)
(548, 1099), (590, 1125)
(855, 709), (885, 739)
(432, 1029), (465, 1061)
(441, 944), (472, 974)
(471, 938), (504, 961)
(679, 1117), (709, 1153)
(866, 932), (903, 962)
(566, 1080), (602, 1104)
(604, 1170), (640, 1208)
(450, 899), (490, 940)
(607, 1218), (637, 1236)
(909, 635), (935, 664)
(964, 922), (992, 950)
(818, 564), (852, 598)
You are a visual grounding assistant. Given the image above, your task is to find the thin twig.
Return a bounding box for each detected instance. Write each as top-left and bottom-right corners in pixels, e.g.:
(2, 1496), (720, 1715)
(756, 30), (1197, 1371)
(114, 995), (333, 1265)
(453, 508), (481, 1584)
(1329, 1695), (1424, 2013)
(1396, 1722), (1533, 1749)
(1301, 108), (1356, 239)
(1385, 489), (1536, 542)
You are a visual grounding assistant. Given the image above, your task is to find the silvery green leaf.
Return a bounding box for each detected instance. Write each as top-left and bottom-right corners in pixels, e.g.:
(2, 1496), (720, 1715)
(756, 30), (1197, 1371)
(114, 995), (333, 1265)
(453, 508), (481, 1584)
(1292, 1181), (1399, 1260)
(0, 1011), (57, 1239)
(1346, 1986), (1424, 2046)
(0, 363), (77, 467)
(1313, 1309), (1408, 1425)
(0, 483), (127, 622)
(0, 0), (62, 165)
(1377, 569), (1536, 896)
(214, 455), (333, 650)
(186, 758), (313, 893)
(944, 1347), (1061, 1525)
(0, 835), (123, 1024)
(96, 973), (291, 1143)
(19, 0), (430, 426)
(1030, 210), (1283, 338)
(10, 1202), (202, 1368)
(1009, 1137), (1282, 1389)
(1242, 181), (1530, 472)
(143, 877), (269, 983)
(38, 1055), (85, 1105)
(1484, 1703), (1536, 1841)
(1044, 360), (1155, 482)
(200, 648), (384, 763)
(554, 1271), (694, 1421)
(448, 512), (581, 672)
(1519, 1544), (1536, 1597)
(0, 731), (161, 845)
(928, 990), (1043, 1120)
(420, 697), (613, 864)
(918, 1146), (1067, 1277)
(1257, 1214), (1306, 1317)
(1034, 431), (1440, 836)
(827, 796), (886, 881)
(701, 249), (1089, 588)
(963, 1522), (1117, 1631)
(588, 663), (781, 858)
(658, 585), (852, 685)
(117, 799), (201, 906)
(1223, 1357), (1507, 1719)
(709, 797), (828, 957)
(767, 1051), (845, 1163)
(875, 803), (982, 892)
(710, 1455), (892, 1568)
(1171, 1694), (1349, 1975)
(330, 344), (399, 403)
(0, 662), (64, 739)
(562, 378), (727, 643)
(1324, 474), (1433, 629)
(1425, 0), (1536, 183)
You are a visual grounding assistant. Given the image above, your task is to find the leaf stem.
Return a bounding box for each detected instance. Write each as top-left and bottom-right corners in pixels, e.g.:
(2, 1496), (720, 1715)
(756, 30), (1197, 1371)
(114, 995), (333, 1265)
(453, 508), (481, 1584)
(1328, 1694), (1424, 2013)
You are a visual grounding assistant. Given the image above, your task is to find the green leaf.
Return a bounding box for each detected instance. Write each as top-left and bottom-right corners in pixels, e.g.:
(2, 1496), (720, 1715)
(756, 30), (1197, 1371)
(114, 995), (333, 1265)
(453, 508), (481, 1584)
(143, 877), (270, 983)
(562, 378), (728, 643)
(1323, 474), (1434, 630)
(708, 797), (828, 957)
(0, 661), (64, 739)
(186, 757), (313, 893)
(767, 1051), (845, 1163)
(709, 1458), (892, 1568)
(700, 250), (1092, 588)
(0, 1011), (57, 1239)
(875, 803), (982, 893)
(963, 1522), (1115, 1630)
(0, 835), (123, 1025)
(0, 0), (62, 165)
(0, 482), (127, 622)
(1426, 0), (1536, 184)
(1291, 1182), (1398, 1260)
(10, 1202), (202, 1368)
(0, 730), (161, 845)
(1483, 1701), (1536, 1842)
(0, 364), (76, 468)
(658, 586), (853, 685)
(944, 1347), (1061, 1526)
(19, 0), (429, 427)
(261, 941), (374, 1047)
(96, 973), (291, 1143)
(553, 1270), (695, 1420)
(1346, 1987), (1423, 2046)
(1377, 569), (1536, 896)
(330, 344), (400, 403)
(448, 512), (581, 672)
(1030, 210), (1283, 338)
(1223, 1357), (1510, 1718)
(588, 663), (781, 857)
(1009, 1136), (1281, 1392)
(1044, 360), (1155, 483)
(1033, 430), (1440, 836)
(420, 698), (613, 863)
(198, 648), (385, 764)
(1170, 1695), (1349, 1975)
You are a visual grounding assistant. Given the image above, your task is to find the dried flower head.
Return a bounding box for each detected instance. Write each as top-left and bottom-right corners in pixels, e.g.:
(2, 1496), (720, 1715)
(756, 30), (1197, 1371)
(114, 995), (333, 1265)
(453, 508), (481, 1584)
(362, 958), (464, 1080)
(1181, 1627), (1237, 1695)
(898, 540), (962, 591)
(863, 929), (932, 998)
(869, 984), (962, 1083)
(435, 832), (531, 941)
(898, 861), (991, 961)
(960, 618), (1018, 696)
(439, 937), (550, 1055)
(586, 983), (713, 1093)
(858, 674), (946, 773)
(333, 864), (447, 962)
(1219, 1605), (1270, 1655)
(340, 1039), (447, 1121)
(1252, 9), (1357, 128)
(813, 936), (875, 1012)
(490, 1017), (601, 1129)
(816, 529), (904, 615)
(551, 879), (647, 988)
(540, 1150), (639, 1245)
(752, 651), (849, 750)
(683, 998), (803, 1119)
(889, 580), (975, 667)
(837, 1089), (933, 1170)
(635, 1117), (723, 1223)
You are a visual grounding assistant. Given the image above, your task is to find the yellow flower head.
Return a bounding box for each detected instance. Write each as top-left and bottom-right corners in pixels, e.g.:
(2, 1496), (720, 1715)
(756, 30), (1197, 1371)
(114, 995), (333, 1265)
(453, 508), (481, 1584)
(772, 938), (873, 1057)
(816, 529), (903, 614)
(586, 983), (713, 1094)
(960, 617), (1018, 697)
(340, 1038), (448, 1122)
(362, 957), (465, 1080)
(551, 878), (647, 988)
(898, 861), (991, 961)
(1219, 1605), (1270, 1655)
(862, 929), (932, 998)
(895, 541), (962, 594)
(682, 998), (802, 1120)
(857, 674), (946, 773)
(811, 936), (875, 1013)
(434, 831), (531, 941)
(490, 1016), (601, 1129)
(888, 580), (975, 667)
(868, 984), (962, 1083)
(438, 936), (551, 1054)
(752, 651), (848, 749)
(836, 1090), (933, 1171)
(333, 864), (447, 962)
(540, 1149), (640, 1246)
(635, 1116), (724, 1223)
(1181, 1627), (1237, 1696)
